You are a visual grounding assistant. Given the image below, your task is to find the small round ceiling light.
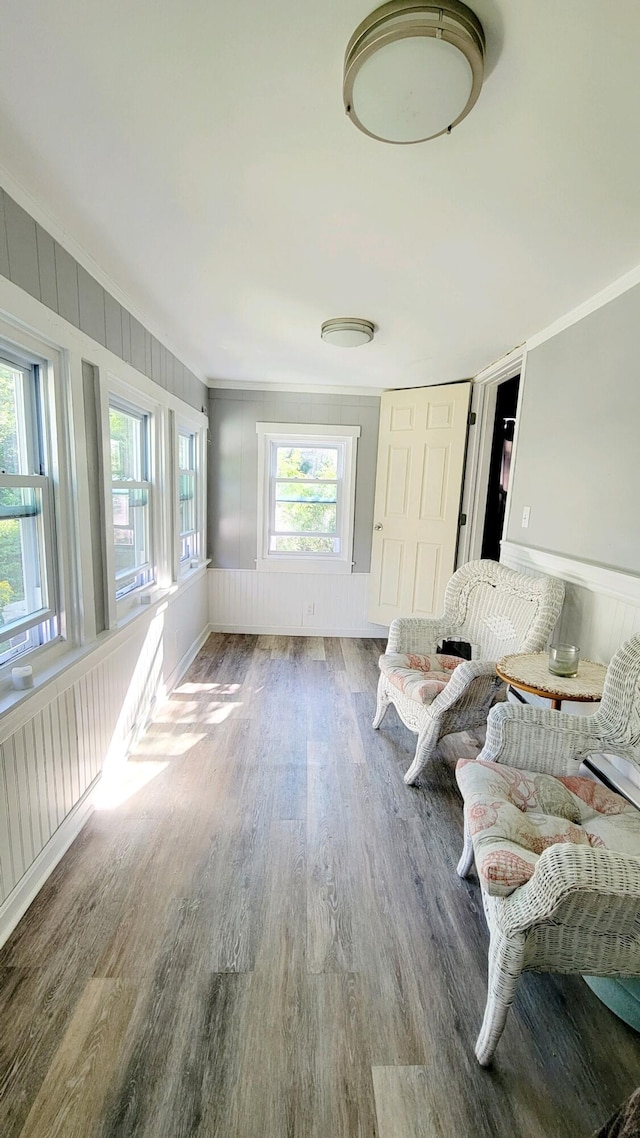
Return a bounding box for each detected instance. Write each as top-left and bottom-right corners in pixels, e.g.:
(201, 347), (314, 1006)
(344, 0), (485, 144)
(321, 318), (375, 348)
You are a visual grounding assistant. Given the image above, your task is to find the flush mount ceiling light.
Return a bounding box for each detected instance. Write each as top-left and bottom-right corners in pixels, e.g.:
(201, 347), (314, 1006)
(321, 318), (375, 347)
(344, 0), (485, 144)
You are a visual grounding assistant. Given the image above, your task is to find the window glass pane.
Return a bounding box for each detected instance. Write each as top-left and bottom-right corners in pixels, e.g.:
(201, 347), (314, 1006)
(0, 362), (27, 475)
(179, 473), (196, 537)
(112, 488), (150, 578)
(275, 481), (336, 504)
(274, 501), (337, 534)
(178, 432), (193, 471)
(0, 486), (45, 631)
(275, 446), (338, 480)
(110, 407), (144, 480)
(270, 536), (339, 553)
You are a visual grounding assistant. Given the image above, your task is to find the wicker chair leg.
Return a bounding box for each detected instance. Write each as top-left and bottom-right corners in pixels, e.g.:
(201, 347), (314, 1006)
(456, 819), (474, 878)
(372, 675), (391, 729)
(475, 932), (525, 1066)
(403, 720), (440, 786)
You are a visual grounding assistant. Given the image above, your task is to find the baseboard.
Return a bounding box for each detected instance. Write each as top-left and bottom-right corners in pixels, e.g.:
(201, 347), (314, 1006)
(0, 778), (98, 951)
(209, 623), (385, 638)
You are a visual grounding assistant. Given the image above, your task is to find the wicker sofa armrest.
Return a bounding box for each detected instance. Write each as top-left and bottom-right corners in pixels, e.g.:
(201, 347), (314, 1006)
(499, 845), (640, 935)
(387, 617), (454, 655)
(478, 702), (604, 776)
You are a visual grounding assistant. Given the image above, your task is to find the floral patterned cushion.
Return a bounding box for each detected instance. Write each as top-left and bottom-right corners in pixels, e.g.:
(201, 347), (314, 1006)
(455, 758), (640, 898)
(379, 653), (464, 705)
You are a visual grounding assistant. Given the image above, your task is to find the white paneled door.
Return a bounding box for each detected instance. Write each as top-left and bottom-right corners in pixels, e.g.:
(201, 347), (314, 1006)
(368, 383), (472, 626)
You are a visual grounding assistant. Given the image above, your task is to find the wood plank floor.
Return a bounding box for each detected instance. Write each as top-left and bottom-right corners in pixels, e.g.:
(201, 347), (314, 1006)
(1, 633), (639, 1137)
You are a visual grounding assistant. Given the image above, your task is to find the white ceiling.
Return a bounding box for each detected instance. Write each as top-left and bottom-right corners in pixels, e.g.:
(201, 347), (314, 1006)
(1, 0), (640, 390)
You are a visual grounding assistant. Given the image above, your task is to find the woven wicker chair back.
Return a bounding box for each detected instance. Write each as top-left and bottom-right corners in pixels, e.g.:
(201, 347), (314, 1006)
(442, 560), (565, 662)
(595, 634), (640, 761)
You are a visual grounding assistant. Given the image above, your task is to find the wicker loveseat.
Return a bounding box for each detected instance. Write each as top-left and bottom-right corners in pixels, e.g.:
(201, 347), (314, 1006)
(455, 633), (640, 1065)
(372, 560), (565, 786)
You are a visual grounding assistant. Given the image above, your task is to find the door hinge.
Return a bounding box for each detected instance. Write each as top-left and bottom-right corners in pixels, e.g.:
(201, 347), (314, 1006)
(459, 513), (467, 527)
(468, 411), (477, 426)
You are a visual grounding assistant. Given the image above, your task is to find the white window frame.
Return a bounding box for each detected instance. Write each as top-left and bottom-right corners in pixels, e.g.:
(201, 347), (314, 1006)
(256, 422), (360, 574)
(99, 376), (165, 625)
(173, 411), (206, 579)
(0, 324), (72, 674)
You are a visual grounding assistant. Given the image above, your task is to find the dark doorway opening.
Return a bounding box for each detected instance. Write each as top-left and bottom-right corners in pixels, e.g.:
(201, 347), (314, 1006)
(481, 375), (520, 561)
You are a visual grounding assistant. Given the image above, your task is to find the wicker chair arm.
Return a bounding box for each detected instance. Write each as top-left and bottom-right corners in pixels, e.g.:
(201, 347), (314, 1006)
(479, 702), (604, 776)
(429, 659), (500, 714)
(499, 845), (640, 935)
(387, 617), (454, 655)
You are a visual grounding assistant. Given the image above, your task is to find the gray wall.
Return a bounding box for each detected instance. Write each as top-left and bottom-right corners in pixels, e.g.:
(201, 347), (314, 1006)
(506, 283), (640, 573)
(0, 187), (208, 414)
(208, 389), (380, 571)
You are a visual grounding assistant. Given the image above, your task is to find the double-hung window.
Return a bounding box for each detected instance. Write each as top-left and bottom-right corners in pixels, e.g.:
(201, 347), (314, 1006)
(109, 400), (154, 598)
(256, 423), (360, 573)
(177, 428), (199, 567)
(0, 352), (58, 665)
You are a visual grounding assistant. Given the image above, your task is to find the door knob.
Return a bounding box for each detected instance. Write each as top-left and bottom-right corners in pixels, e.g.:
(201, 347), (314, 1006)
(374, 523), (383, 531)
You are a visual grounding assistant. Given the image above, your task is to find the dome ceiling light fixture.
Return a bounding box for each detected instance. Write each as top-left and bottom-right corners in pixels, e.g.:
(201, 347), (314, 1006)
(343, 0), (485, 145)
(321, 318), (375, 348)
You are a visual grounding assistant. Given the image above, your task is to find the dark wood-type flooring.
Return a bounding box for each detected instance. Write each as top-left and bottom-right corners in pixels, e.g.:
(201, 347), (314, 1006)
(0, 634), (639, 1137)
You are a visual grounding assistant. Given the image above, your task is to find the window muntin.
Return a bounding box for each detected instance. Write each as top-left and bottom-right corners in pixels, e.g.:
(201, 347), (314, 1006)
(109, 401), (153, 597)
(178, 428), (198, 564)
(0, 356), (58, 665)
(256, 424), (360, 573)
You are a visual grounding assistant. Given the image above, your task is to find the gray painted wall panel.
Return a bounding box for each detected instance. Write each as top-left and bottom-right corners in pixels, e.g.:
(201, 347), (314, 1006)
(208, 389), (380, 571)
(5, 195), (40, 300)
(78, 266), (106, 346)
(0, 191), (9, 280)
(130, 316), (145, 372)
(36, 225), (58, 312)
(54, 242), (80, 327)
(506, 284), (640, 573)
(104, 293), (123, 358)
(121, 306), (132, 364)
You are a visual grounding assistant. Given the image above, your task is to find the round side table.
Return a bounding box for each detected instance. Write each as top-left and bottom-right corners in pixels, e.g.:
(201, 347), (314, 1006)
(496, 652), (607, 710)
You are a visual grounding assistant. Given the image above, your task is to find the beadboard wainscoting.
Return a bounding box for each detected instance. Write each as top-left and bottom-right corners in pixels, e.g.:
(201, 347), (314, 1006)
(501, 542), (640, 662)
(208, 568), (388, 638)
(0, 571), (210, 949)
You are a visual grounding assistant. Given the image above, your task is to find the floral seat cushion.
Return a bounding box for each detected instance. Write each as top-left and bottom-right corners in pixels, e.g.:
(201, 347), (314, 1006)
(379, 653), (464, 705)
(455, 758), (640, 898)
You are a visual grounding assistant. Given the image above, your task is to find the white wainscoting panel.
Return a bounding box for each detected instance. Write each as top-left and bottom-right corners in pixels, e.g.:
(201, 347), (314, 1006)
(0, 571), (210, 947)
(208, 569), (388, 637)
(501, 542), (640, 662)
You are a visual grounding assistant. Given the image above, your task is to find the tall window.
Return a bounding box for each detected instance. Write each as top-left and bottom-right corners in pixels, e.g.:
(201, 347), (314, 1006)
(177, 428), (198, 565)
(0, 353), (58, 664)
(109, 400), (153, 597)
(256, 423), (360, 573)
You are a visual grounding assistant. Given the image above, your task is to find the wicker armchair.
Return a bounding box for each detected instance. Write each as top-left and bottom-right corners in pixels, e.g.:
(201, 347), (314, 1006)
(372, 560), (565, 786)
(456, 634), (640, 1066)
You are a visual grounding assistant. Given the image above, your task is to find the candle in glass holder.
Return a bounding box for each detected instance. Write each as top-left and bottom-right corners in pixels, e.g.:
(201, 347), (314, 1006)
(548, 644), (580, 678)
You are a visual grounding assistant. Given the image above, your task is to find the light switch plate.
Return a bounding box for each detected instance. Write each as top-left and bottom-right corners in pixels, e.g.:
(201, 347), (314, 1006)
(521, 505), (531, 528)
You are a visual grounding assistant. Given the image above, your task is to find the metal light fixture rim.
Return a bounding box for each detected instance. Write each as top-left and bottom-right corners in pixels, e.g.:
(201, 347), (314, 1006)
(321, 318), (376, 345)
(343, 0), (485, 145)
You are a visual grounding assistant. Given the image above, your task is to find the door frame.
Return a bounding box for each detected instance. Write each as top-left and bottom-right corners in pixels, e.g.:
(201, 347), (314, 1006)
(457, 346), (525, 567)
